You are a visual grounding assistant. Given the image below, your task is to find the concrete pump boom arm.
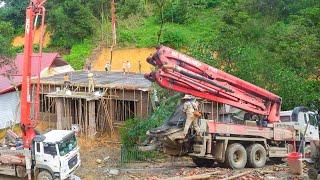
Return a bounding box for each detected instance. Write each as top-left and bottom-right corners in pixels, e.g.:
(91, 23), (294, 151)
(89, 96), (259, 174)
(145, 46), (281, 122)
(21, 0), (46, 148)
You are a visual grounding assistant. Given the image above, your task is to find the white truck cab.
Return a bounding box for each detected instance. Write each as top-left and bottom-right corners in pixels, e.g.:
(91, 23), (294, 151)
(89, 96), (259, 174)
(280, 107), (319, 142)
(33, 130), (81, 180)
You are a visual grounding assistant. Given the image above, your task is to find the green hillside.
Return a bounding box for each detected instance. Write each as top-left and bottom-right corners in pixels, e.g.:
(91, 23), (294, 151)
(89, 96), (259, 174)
(0, 0), (319, 110)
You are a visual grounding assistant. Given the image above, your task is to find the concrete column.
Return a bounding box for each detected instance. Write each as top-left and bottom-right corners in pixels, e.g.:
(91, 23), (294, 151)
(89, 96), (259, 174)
(56, 98), (64, 130)
(88, 100), (96, 139)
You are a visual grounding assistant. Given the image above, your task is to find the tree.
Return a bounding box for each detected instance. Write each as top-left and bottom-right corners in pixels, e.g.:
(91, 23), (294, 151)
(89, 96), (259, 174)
(0, 21), (14, 56)
(47, 0), (97, 48)
(1, 0), (28, 31)
(196, 0), (320, 110)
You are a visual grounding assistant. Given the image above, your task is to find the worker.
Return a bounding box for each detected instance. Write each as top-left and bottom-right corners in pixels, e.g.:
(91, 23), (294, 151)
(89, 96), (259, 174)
(308, 140), (320, 179)
(122, 60), (131, 74)
(63, 73), (70, 90)
(138, 60), (142, 74)
(104, 62), (111, 73)
(84, 63), (92, 72)
(126, 61), (131, 73)
(182, 94), (201, 137)
(88, 72), (95, 93)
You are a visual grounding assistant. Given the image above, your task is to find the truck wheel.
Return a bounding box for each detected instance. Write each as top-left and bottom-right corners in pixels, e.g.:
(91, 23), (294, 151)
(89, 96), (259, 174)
(308, 168), (318, 180)
(16, 165), (26, 177)
(192, 157), (214, 167)
(225, 143), (247, 169)
(246, 143), (267, 168)
(37, 170), (53, 180)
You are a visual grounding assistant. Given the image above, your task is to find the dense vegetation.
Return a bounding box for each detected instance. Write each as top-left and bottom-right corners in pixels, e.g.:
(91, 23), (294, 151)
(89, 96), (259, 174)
(0, 1), (319, 148)
(1, 0), (319, 110)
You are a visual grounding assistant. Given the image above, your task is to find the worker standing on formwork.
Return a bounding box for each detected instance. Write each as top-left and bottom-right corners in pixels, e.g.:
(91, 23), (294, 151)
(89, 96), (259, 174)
(88, 72), (95, 93)
(181, 95), (201, 137)
(105, 62), (111, 73)
(308, 140), (320, 179)
(63, 73), (71, 90)
(138, 60), (142, 74)
(122, 60), (131, 74)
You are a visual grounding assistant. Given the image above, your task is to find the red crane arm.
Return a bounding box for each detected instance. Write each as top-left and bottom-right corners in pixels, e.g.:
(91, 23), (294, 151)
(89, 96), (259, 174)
(145, 46), (281, 122)
(21, 0), (46, 148)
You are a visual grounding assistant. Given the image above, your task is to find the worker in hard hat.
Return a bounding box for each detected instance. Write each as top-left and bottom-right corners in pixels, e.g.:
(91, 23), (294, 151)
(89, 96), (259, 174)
(104, 62), (111, 73)
(122, 60), (131, 74)
(88, 72), (95, 93)
(63, 73), (70, 90)
(182, 94), (201, 137)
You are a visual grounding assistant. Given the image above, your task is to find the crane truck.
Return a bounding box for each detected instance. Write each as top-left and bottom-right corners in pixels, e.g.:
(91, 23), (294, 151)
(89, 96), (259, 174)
(144, 46), (319, 169)
(0, 1), (80, 179)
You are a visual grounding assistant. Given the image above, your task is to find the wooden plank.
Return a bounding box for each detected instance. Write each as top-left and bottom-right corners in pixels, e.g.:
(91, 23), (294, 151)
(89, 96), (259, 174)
(222, 170), (252, 180)
(165, 171), (222, 180)
(56, 98), (63, 130)
(88, 100), (96, 139)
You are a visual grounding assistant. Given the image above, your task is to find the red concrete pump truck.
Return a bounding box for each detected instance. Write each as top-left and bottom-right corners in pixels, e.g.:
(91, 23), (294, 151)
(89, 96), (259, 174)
(145, 46), (319, 169)
(0, 1), (80, 179)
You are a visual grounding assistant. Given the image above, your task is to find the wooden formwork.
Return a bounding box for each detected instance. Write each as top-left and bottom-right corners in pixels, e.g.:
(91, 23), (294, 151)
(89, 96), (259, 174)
(35, 72), (152, 138)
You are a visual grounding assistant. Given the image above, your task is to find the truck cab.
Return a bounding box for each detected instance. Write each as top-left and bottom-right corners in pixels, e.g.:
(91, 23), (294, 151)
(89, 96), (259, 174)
(33, 130), (80, 180)
(280, 107), (319, 142)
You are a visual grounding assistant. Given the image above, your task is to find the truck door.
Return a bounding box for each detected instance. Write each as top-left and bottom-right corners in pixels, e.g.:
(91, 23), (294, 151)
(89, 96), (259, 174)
(306, 113), (319, 141)
(36, 142), (60, 173)
(34, 142), (43, 164)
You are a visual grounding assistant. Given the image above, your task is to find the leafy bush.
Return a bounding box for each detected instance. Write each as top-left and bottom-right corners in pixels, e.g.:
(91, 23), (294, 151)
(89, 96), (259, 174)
(63, 39), (93, 70)
(0, 21), (14, 56)
(162, 1), (192, 24)
(118, 17), (159, 48)
(0, 0), (28, 31)
(161, 28), (186, 49)
(117, 0), (146, 19)
(120, 91), (181, 148)
(47, 0), (96, 49)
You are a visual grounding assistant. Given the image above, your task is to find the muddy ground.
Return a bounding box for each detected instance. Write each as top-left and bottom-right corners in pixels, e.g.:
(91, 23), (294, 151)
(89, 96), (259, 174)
(75, 135), (312, 180)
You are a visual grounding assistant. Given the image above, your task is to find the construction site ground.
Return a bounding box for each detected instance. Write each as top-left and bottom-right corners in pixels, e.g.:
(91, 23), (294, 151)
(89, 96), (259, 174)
(74, 132), (310, 180)
(0, 122), (314, 180)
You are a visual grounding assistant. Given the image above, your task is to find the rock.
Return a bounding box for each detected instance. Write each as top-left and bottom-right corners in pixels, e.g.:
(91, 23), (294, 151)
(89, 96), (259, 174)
(70, 174), (81, 180)
(265, 175), (277, 180)
(96, 159), (102, 164)
(109, 169), (120, 175)
(103, 156), (110, 162)
(103, 169), (110, 174)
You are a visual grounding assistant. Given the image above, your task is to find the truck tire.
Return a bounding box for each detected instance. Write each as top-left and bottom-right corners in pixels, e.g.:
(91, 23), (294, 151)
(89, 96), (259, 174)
(308, 168), (318, 180)
(37, 170), (53, 180)
(225, 143), (247, 169)
(192, 157), (214, 167)
(246, 143), (267, 168)
(16, 165), (26, 178)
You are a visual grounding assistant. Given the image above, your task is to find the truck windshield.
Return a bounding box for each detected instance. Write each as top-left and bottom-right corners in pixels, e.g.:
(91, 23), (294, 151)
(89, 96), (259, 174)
(58, 134), (77, 156)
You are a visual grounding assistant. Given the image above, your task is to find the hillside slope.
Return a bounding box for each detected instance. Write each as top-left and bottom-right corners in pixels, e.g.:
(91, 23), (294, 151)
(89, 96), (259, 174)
(92, 47), (154, 73)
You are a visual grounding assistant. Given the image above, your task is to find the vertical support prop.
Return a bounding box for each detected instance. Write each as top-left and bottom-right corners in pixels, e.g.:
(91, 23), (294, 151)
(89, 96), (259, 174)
(56, 97), (64, 130)
(88, 100), (96, 139)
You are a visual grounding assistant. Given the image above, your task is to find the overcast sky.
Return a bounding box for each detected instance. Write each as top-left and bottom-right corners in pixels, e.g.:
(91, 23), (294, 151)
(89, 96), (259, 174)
(0, 2), (5, 8)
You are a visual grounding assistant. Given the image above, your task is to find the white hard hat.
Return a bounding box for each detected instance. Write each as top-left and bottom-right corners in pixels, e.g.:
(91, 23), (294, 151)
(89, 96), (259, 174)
(88, 73), (94, 78)
(182, 94), (195, 99)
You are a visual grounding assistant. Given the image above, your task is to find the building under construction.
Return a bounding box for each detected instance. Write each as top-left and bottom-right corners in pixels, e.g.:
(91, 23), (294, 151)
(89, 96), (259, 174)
(37, 71), (152, 138)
